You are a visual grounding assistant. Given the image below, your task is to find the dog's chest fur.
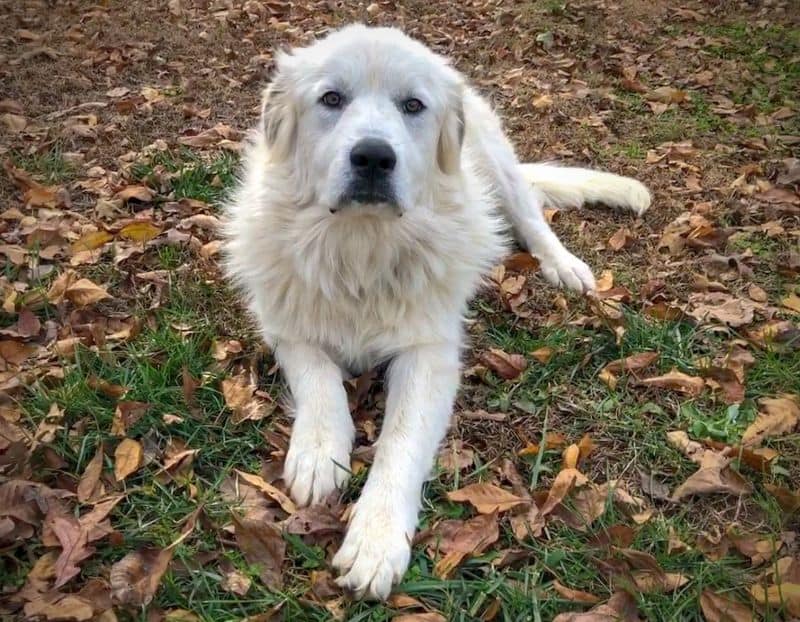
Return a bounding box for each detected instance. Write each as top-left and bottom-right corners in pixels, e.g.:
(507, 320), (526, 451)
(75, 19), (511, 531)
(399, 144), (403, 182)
(224, 143), (506, 369)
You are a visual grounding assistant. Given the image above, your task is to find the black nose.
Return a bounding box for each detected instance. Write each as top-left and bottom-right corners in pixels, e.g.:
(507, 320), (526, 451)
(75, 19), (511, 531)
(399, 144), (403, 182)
(349, 138), (396, 176)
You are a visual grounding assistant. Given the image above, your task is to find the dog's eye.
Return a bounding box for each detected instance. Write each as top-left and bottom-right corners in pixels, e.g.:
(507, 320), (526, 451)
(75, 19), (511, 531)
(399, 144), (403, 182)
(402, 98), (425, 114)
(320, 91), (343, 108)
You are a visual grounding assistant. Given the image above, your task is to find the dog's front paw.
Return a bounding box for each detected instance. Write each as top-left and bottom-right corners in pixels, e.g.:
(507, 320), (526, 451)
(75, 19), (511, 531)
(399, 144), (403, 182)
(332, 498), (414, 600)
(540, 251), (596, 293)
(283, 429), (352, 507)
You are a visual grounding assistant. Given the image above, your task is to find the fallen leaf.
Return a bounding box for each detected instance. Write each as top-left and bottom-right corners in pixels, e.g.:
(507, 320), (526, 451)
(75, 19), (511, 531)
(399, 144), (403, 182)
(509, 503), (545, 541)
(71, 231), (113, 254)
(428, 512), (499, 578)
(647, 86), (688, 104)
(640, 369), (705, 396)
(220, 568), (251, 596)
(222, 373), (273, 423)
(531, 346), (554, 364)
(77, 444), (105, 503)
(671, 450), (752, 500)
(114, 438), (143, 482)
(23, 594), (94, 621)
(552, 591), (640, 621)
(394, 614), (446, 622)
(728, 527), (784, 566)
(699, 589), (754, 622)
(551, 579), (601, 604)
(110, 401), (150, 436)
(608, 227), (634, 251)
(765, 484), (800, 513)
(603, 352), (659, 375)
(64, 279), (111, 307)
(234, 470), (296, 515)
(120, 221), (162, 243)
(110, 547), (173, 606)
(748, 284), (768, 303)
(632, 570), (689, 593)
(749, 582), (800, 617)
(741, 396), (799, 446)
(115, 185), (154, 202)
(232, 512), (285, 589)
(446, 483), (525, 514)
(540, 468), (589, 516)
(50, 514), (95, 588)
(479, 348), (527, 380)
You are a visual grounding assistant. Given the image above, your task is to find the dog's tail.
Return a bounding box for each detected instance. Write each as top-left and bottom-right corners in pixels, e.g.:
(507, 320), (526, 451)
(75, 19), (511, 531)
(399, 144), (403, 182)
(518, 163), (651, 215)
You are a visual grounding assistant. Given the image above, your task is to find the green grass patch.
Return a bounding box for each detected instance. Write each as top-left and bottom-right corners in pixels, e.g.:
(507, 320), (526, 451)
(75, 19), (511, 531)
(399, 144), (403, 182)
(131, 148), (239, 205)
(10, 143), (76, 183)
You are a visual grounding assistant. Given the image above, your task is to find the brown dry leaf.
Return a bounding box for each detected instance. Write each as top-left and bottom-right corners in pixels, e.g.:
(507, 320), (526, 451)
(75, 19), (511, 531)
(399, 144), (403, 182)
(120, 221), (162, 243)
(563, 444), (580, 469)
(503, 252), (540, 272)
(446, 483), (525, 514)
(671, 450), (752, 500)
(667, 431), (706, 464)
(699, 590), (754, 622)
(749, 583), (800, 617)
(748, 284), (768, 303)
(608, 227), (634, 251)
(596, 270), (614, 292)
(23, 594), (94, 621)
(87, 376), (128, 399)
(429, 512), (500, 578)
(647, 86), (688, 104)
(77, 444), (105, 503)
(437, 440), (475, 473)
(639, 369), (705, 396)
(110, 547), (174, 606)
(479, 348), (527, 380)
(728, 527), (787, 566)
(221, 373), (273, 424)
(220, 568), (251, 596)
(783, 293), (800, 314)
(110, 401), (150, 436)
(765, 484), (800, 513)
(518, 432), (568, 457)
(540, 468), (589, 516)
(552, 591), (641, 621)
(632, 571), (689, 593)
(115, 185), (154, 203)
(531, 346), (554, 364)
(234, 470), (296, 515)
(64, 278), (111, 307)
(510, 503), (545, 541)
(394, 614), (446, 622)
(114, 438), (143, 482)
(551, 579), (601, 604)
(741, 396), (799, 446)
(71, 230), (113, 254)
(687, 293), (757, 328)
(604, 352), (659, 375)
(0, 340), (37, 365)
(232, 512), (286, 590)
(50, 514), (95, 588)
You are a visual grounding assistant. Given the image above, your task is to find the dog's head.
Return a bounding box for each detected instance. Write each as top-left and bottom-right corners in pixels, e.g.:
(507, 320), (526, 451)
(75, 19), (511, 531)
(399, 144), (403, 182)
(260, 25), (465, 216)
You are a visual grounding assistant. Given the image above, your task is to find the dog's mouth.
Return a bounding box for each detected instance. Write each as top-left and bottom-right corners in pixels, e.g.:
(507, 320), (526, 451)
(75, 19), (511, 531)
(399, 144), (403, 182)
(333, 179), (400, 215)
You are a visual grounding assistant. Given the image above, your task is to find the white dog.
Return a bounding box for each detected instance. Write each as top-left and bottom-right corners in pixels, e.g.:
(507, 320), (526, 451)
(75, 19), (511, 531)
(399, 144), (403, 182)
(223, 24), (650, 600)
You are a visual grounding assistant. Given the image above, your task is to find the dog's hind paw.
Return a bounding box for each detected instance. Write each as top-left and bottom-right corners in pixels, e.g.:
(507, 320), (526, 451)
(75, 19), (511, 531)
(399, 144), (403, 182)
(283, 431), (352, 507)
(332, 497), (414, 600)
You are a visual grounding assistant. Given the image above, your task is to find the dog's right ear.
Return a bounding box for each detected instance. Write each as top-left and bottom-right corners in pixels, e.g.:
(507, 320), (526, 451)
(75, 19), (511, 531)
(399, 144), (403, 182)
(260, 53), (297, 162)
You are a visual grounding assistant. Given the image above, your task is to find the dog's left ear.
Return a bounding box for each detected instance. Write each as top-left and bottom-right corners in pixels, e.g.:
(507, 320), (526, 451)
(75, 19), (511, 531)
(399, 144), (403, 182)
(260, 53), (297, 162)
(437, 87), (465, 175)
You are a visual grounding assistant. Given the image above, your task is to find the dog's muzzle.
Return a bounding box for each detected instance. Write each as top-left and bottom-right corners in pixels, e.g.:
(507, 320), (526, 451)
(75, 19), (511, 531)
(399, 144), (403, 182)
(336, 137), (399, 210)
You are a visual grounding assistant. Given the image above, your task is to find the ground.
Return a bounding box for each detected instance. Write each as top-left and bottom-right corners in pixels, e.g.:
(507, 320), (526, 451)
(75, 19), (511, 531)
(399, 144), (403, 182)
(1, 1), (799, 621)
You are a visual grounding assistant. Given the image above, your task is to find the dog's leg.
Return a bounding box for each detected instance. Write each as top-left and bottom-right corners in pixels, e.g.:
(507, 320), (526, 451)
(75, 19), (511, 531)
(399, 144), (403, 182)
(276, 341), (355, 506)
(465, 91), (596, 292)
(333, 342), (459, 600)
(518, 163), (651, 215)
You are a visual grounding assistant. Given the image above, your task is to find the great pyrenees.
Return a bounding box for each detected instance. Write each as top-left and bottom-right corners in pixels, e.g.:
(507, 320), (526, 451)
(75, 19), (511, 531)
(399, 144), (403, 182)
(224, 24), (650, 599)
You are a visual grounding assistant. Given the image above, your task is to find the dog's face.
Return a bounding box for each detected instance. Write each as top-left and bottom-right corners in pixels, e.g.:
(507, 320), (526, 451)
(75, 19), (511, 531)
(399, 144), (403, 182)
(261, 25), (465, 216)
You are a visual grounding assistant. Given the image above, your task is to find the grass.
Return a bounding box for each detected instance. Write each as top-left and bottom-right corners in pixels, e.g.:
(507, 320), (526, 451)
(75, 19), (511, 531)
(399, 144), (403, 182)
(11, 143), (76, 183)
(131, 148), (239, 206)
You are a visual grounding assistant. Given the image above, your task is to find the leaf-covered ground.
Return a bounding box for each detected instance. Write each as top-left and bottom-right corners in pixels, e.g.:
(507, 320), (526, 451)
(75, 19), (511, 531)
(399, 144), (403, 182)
(1, 1), (799, 621)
